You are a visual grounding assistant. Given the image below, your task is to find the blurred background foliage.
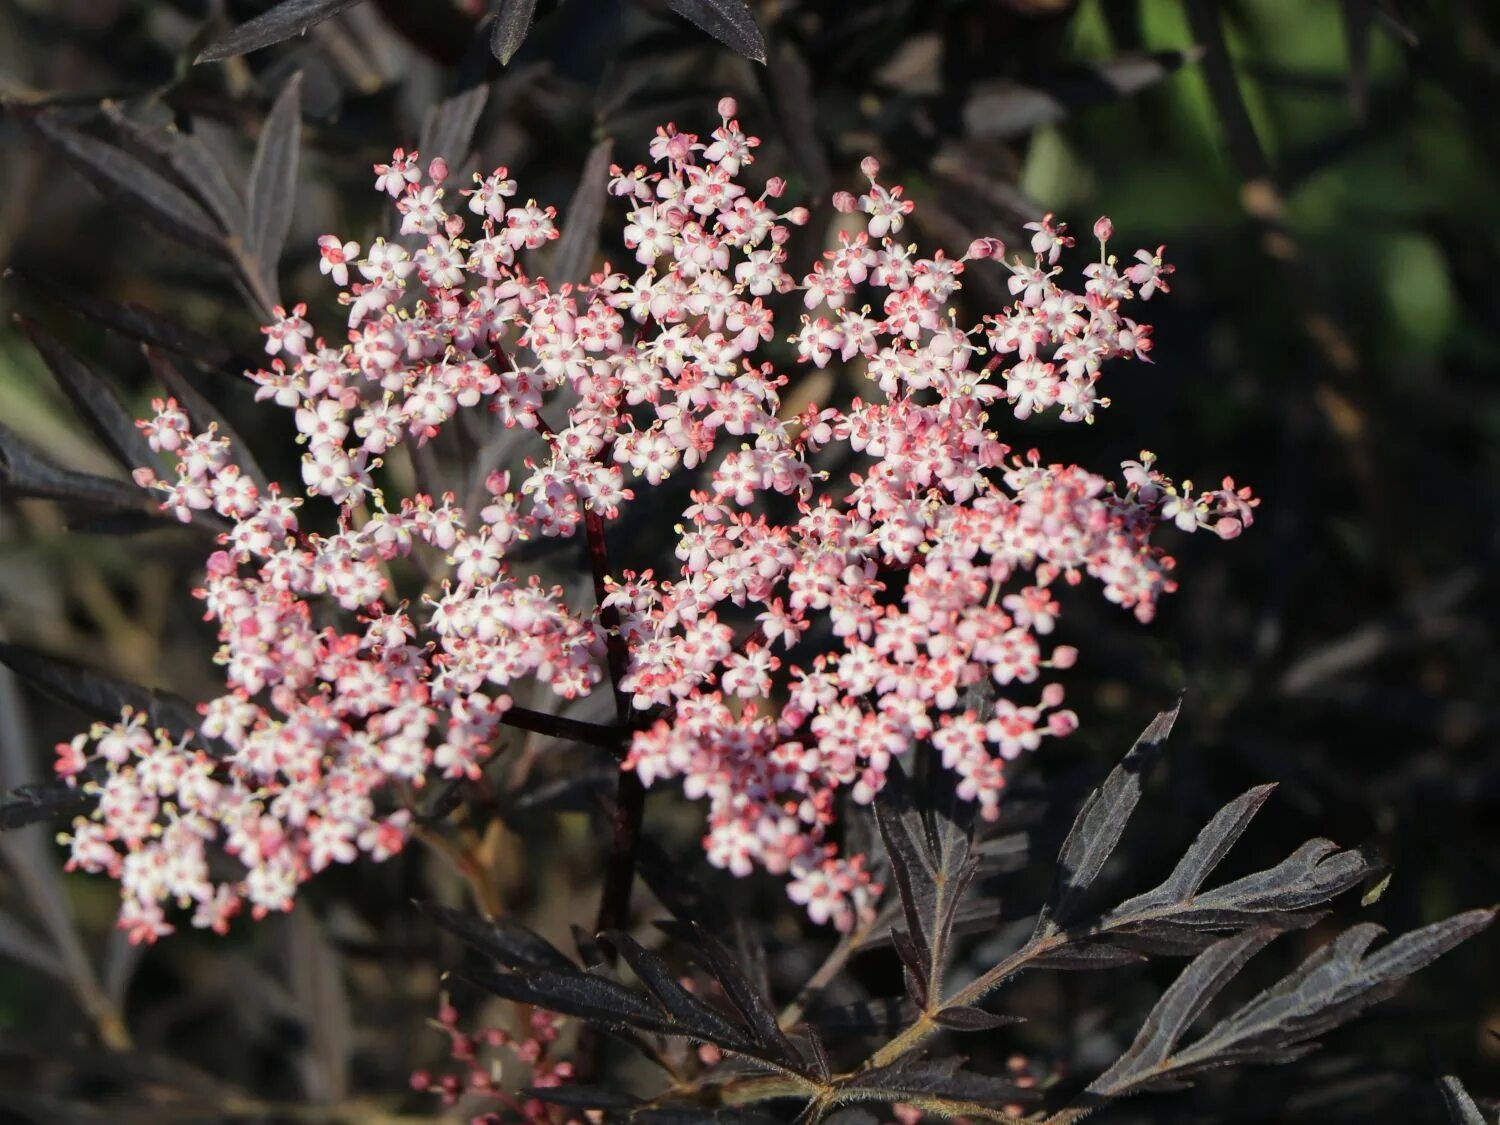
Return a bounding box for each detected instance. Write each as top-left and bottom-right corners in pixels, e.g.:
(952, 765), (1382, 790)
(0, 0), (1496, 1121)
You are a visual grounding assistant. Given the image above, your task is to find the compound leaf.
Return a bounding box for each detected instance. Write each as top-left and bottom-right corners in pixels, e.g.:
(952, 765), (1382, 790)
(1087, 910), (1496, 1101)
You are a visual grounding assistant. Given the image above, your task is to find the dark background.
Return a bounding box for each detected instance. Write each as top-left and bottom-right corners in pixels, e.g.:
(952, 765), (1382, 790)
(0, 0), (1496, 1121)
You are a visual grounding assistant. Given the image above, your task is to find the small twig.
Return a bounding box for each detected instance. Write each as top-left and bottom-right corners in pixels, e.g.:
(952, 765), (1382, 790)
(498, 702), (631, 753)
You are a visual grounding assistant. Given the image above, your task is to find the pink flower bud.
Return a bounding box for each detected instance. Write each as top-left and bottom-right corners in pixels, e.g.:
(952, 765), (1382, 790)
(718, 96), (738, 119)
(965, 236), (1005, 260)
(428, 157), (448, 184)
(1041, 682), (1065, 707)
(859, 156), (880, 179)
(1048, 710), (1080, 737)
(764, 176), (787, 198)
(1093, 215), (1113, 242)
(1051, 644), (1078, 669)
(785, 206), (810, 226)
(832, 191), (858, 213)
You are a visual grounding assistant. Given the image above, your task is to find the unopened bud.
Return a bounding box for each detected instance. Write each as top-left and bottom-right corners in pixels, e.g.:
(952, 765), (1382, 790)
(785, 206), (810, 226)
(1093, 215), (1113, 242)
(765, 176), (787, 198)
(717, 96), (738, 119)
(965, 236), (1005, 260)
(832, 191), (858, 213)
(428, 157), (449, 184)
(1051, 644), (1078, 669)
(859, 155), (881, 179)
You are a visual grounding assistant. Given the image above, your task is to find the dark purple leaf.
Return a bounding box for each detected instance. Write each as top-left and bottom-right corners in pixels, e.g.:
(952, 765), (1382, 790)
(1028, 941), (1149, 970)
(1439, 1072), (1487, 1125)
(246, 72), (303, 305)
(162, 128), (248, 235)
(32, 114), (225, 254)
(1038, 699), (1180, 934)
(522, 1085), (642, 1110)
(547, 137), (613, 286)
(18, 318), (154, 474)
(1107, 919), (1300, 958)
(665, 0), (766, 63)
(896, 931), (929, 1010)
(932, 1005), (1024, 1031)
(839, 1056), (1037, 1108)
(489, 0), (540, 66)
(1087, 910), (1497, 1100)
(1091, 927), (1279, 1092)
(1155, 784), (1278, 902)
(601, 930), (759, 1052)
(459, 961), (682, 1035)
(283, 907), (351, 1103)
(423, 903), (576, 972)
(102, 107), (246, 234)
(8, 269), (247, 376)
(637, 839), (735, 934)
(197, 0), (369, 62)
(688, 922), (802, 1069)
(0, 778), (95, 831)
(0, 643), (201, 738)
(61, 508), (188, 536)
(0, 421), (149, 511)
(760, 43), (830, 197)
(418, 83), (491, 174)
(875, 762), (935, 980)
(1186, 839), (1379, 915)
(803, 1026), (830, 1081)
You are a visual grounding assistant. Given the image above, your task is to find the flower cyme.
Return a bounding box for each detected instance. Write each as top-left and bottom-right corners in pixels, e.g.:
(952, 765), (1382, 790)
(56, 100), (1256, 941)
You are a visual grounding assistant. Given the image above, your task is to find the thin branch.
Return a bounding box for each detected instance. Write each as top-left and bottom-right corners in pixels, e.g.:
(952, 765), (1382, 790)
(586, 503), (645, 938)
(498, 703), (630, 753)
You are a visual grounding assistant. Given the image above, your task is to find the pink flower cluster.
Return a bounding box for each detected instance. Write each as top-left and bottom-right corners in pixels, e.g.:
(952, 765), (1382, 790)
(53, 98), (1256, 941)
